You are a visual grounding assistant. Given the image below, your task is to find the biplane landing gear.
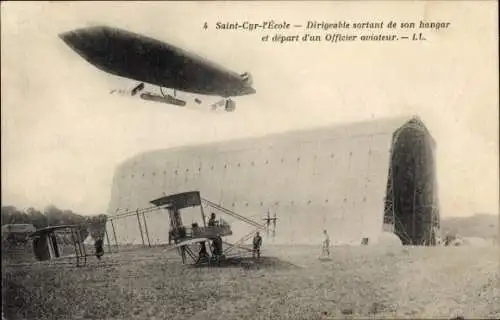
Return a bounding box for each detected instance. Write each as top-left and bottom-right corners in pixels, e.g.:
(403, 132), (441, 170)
(179, 245), (197, 264)
(177, 240), (226, 266)
(178, 243), (217, 266)
(195, 241), (210, 264)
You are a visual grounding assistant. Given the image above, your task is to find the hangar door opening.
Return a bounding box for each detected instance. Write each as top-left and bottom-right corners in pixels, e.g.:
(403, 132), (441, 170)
(383, 118), (440, 246)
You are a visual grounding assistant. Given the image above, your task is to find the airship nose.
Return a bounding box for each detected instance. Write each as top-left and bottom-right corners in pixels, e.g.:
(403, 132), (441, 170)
(58, 27), (108, 58)
(59, 30), (80, 50)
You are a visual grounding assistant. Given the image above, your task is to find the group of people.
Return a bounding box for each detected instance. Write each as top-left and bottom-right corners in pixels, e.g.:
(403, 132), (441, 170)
(170, 212), (265, 261)
(173, 212), (332, 261)
(207, 212), (263, 259)
(205, 214), (333, 259)
(209, 214), (332, 258)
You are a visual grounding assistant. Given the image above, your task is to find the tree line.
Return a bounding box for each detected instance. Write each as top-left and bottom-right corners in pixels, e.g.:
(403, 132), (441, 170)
(1, 205), (108, 241)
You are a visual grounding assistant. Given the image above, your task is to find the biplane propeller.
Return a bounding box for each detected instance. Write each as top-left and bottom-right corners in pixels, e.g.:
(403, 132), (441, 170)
(59, 26), (256, 112)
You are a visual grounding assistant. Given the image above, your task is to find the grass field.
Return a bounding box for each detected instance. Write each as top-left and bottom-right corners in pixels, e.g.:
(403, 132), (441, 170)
(2, 244), (499, 320)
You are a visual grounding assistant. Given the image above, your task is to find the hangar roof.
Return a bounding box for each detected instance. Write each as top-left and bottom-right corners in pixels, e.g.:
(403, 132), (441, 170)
(122, 115), (434, 165)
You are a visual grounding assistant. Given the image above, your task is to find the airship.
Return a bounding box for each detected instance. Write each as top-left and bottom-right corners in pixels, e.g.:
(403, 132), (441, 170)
(59, 26), (256, 112)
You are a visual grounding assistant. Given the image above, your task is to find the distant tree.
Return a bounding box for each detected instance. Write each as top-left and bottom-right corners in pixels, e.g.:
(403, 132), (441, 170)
(26, 207), (48, 229)
(44, 205), (64, 226)
(1, 205), (108, 243)
(1, 206), (31, 225)
(3, 206), (90, 240)
(1, 206), (20, 225)
(86, 214), (108, 239)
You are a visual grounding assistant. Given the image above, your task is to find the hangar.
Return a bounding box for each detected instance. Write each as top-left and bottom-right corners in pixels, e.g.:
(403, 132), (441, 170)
(105, 115), (440, 246)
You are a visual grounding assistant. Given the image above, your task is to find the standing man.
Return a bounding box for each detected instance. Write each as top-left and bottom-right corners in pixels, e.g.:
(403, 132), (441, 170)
(252, 232), (263, 259)
(95, 236), (104, 260)
(212, 236), (223, 256)
(322, 229), (330, 256)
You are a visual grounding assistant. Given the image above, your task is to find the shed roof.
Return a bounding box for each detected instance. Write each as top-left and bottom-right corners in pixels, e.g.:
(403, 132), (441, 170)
(29, 225), (77, 237)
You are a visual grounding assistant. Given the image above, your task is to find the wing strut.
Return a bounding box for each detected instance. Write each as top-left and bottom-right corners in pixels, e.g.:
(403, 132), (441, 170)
(201, 198), (264, 229)
(201, 198), (267, 256)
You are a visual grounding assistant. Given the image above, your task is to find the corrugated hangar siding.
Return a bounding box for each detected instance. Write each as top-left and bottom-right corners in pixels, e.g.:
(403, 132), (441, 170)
(106, 116), (432, 245)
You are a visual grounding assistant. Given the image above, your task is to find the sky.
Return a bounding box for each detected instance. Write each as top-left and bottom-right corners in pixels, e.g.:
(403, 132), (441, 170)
(1, 1), (498, 217)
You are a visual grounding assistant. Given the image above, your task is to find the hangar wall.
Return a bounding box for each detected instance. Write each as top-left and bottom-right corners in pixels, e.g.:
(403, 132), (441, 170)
(105, 116), (438, 246)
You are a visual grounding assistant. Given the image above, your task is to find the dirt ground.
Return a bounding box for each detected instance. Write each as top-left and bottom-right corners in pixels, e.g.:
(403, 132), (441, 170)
(2, 244), (499, 320)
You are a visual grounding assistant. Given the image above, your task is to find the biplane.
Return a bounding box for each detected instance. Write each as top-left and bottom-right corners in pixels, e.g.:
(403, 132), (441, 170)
(59, 26), (256, 112)
(150, 191), (267, 266)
